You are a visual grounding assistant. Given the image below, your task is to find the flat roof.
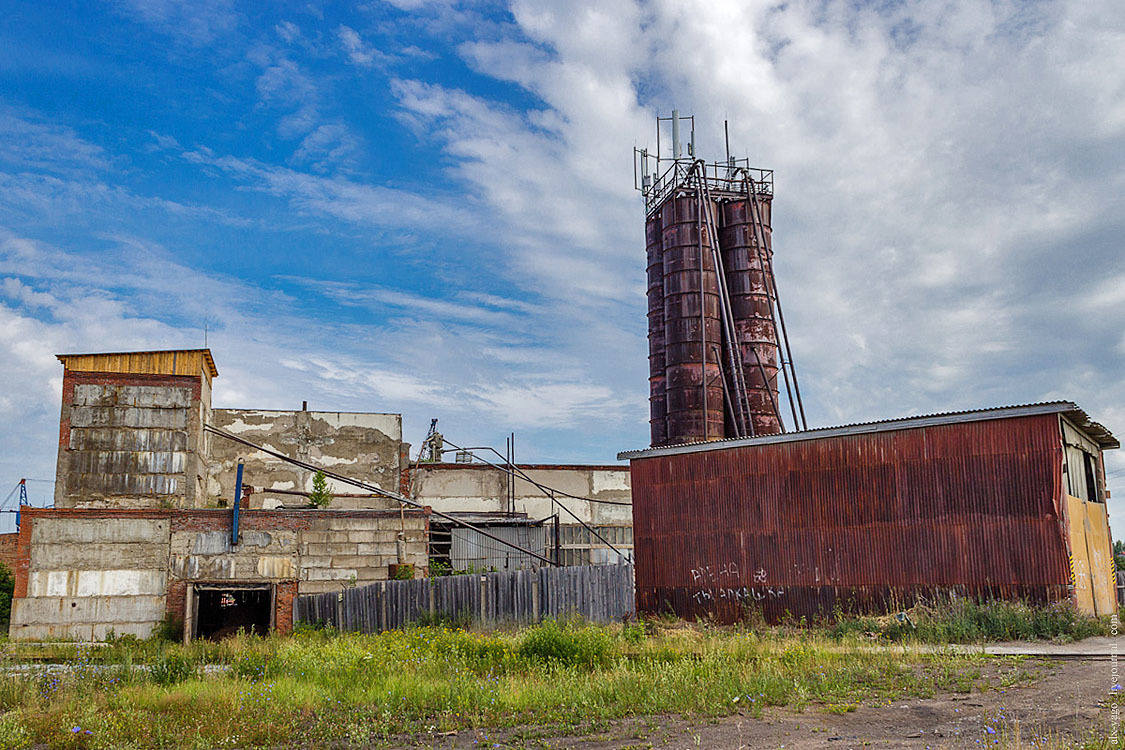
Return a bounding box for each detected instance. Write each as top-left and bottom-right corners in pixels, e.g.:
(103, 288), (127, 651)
(618, 401), (1118, 460)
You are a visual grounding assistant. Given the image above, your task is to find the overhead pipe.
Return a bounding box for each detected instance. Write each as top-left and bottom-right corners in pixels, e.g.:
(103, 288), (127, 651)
(204, 425), (556, 566)
(232, 458), (243, 547)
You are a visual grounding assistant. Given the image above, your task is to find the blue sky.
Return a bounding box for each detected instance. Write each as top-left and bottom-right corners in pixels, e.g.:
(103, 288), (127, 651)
(1, 0), (1123, 530)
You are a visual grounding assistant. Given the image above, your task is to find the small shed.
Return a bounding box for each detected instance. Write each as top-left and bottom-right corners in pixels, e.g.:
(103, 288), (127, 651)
(618, 402), (1117, 621)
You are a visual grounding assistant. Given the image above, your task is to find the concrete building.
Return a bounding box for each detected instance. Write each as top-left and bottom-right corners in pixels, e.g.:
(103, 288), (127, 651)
(410, 463), (632, 568)
(53, 350), (217, 509)
(10, 507), (427, 641)
(9, 349), (429, 641)
(208, 408), (405, 510)
(7, 347), (634, 640)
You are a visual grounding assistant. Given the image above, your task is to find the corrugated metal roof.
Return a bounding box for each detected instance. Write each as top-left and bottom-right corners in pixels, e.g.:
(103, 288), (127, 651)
(619, 401), (1118, 459)
(57, 349), (219, 378)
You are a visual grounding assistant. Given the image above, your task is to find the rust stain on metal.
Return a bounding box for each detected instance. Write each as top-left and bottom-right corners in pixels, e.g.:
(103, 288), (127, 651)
(630, 413), (1076, 622)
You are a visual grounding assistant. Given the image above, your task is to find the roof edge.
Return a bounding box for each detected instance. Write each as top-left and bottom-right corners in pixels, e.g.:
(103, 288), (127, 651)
(56, 349), (219, 378)
(619, 401), (1118, 460)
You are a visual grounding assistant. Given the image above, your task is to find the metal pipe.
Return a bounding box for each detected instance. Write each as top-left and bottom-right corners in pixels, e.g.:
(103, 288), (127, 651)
(672, 109), (681, 160)
(699, 173), (747, 436)
(204, 425), (556, 566)
(696, 169), (709, 440)
(232, 459), (243, 546)
(711, 344), (739, 434)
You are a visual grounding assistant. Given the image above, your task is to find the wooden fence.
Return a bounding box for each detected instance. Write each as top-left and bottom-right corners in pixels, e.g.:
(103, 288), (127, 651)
(295, 564), (635, 633)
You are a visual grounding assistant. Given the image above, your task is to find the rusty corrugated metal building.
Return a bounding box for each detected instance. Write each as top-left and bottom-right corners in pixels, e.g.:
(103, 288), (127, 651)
(619, 402), (1118, 621)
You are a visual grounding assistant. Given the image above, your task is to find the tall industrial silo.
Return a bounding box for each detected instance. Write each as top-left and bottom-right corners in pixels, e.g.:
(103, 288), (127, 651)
(645, 212), (667, 446)
(720, 197), (781, 436)
(635, 112), (804, 446)
(661, 196), (724, 444)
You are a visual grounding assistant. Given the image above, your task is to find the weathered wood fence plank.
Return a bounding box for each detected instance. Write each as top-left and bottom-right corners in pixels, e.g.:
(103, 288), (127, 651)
(295, 564), (635, 633)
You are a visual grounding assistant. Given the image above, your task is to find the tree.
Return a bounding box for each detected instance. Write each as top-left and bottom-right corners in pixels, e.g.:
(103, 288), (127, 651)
(308, 470), (333, 508)
(1115, 540), (1125, 573)
(0, 562), (13, 631)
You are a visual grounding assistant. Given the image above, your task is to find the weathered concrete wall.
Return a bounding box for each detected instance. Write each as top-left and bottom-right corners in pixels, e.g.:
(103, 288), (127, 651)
(55, 370), (208, 509)
(10, 508), (427, 640)
(414, 464), (633, 566)
(413, 464), (632, 525)
(10, 514), (170, 640)
(208, 409), (403, 510)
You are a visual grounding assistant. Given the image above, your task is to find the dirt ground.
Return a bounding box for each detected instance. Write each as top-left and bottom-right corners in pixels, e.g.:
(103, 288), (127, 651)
(391, 658), (1115, 749)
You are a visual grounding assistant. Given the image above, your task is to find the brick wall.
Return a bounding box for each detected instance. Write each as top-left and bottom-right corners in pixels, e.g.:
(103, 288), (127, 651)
(275, 581), (298, 634)
(0, 533), (18, 573)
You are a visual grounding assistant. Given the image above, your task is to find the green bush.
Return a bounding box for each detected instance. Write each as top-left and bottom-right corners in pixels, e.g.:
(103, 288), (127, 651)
(150, 652), (196, 685)
(150, 613), (183, 643)
(829, 599), (1108, 644)
(232, 651), (272, 681)
(0, 562), (13, 632)
(517, 620), (616, 668)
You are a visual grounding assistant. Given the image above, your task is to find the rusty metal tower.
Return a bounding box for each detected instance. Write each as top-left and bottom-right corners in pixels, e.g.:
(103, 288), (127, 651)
(635, 111), (806, 446)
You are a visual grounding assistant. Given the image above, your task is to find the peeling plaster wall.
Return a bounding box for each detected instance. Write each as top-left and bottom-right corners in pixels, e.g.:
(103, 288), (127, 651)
(208, 410), (403, 510)
(9, 508), (427, 640)
(413, 464), (632, 525)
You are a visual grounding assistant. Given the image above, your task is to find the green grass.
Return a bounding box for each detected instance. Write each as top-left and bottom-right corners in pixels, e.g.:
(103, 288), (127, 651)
(0, 620), (1021, 749)
(826, 598), (1110, 644)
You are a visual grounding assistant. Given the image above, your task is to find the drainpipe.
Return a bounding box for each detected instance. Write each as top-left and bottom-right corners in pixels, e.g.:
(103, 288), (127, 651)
(232, 459), (244, 547)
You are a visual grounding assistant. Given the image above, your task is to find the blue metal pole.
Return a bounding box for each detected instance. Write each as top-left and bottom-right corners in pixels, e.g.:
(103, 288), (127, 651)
(232, 459), (243, 547)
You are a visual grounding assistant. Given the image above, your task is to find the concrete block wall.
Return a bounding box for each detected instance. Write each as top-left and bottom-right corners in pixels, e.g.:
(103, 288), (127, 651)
(10, 508), (428, 640)
(10, 514), (170, 641)
(297, 514), (428, 594)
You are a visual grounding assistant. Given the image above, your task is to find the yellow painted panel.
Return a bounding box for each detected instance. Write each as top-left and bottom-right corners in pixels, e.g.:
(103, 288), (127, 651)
(1082, 500), (1116, 616)
(1067, 495), (1096, 615)
(57, 350), (217, 380)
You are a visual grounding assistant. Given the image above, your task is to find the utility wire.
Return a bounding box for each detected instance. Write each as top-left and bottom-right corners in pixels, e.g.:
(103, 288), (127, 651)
(439, 438), (628, 562)
(203, 424), (556, 566)
(433, 445), (632, 507)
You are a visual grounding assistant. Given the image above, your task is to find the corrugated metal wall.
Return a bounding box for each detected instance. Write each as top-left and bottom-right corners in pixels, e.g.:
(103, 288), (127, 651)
(630, 414), (1073, 622)
(451, 525), (550, 571)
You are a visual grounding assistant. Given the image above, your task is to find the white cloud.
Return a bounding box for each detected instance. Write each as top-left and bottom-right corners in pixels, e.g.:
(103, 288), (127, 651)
(113, 0), (239, 44)
(337, 25), (385, 67)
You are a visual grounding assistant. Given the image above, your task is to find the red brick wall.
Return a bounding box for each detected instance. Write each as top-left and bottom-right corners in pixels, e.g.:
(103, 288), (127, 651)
(12, 517), (32, 599)
(0, 533), (18, 573)
(275, 581), (298, 634)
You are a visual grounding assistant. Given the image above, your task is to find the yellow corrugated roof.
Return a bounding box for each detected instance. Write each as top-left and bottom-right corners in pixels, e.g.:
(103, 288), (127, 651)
(56, 349), (219, 379)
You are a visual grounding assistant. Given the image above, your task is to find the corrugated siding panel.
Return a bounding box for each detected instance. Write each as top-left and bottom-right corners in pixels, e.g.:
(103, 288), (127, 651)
(631, 414), (1071, 622)
(451, 526), (550, 571)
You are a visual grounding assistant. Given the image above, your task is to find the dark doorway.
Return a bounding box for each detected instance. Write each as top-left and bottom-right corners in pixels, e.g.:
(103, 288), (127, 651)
(195, 587), (272, 640)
